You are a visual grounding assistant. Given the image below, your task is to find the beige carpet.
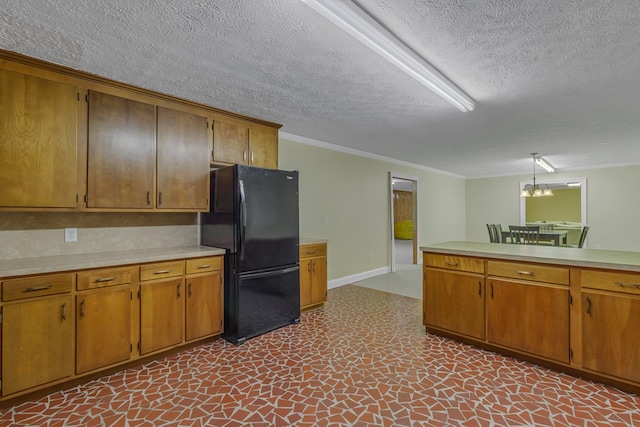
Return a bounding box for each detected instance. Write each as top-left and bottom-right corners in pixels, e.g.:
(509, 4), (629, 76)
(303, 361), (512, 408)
(352, 263), (422, 299)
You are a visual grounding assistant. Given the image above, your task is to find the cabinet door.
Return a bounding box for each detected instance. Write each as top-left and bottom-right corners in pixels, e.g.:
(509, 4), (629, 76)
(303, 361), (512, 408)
(212, 121), (248, 165)
(487, 279), (569, 363)
(2, 295), (73, 395)
(310, 257), (327, 305)
(424, 269), (485, 339)
(76, 287), (131, 374)
(185, 272), (223, 341)
(582, 291), (640, 382)
(248, 128), (278, 169)
(87, 90), (156, 208)
(300, 259), (312, 308)
(140, 279), (184, 354)
(157, 107), (209, 210)
(0, 68), (78, 208)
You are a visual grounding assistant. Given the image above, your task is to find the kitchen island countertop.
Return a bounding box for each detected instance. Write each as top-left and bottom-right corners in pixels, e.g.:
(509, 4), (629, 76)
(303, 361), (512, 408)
(421, 241), (640, 272)
(0, 246), (226, 278)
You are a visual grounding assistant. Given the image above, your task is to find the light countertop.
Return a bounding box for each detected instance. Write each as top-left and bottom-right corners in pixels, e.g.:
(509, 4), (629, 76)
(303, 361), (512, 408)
(0, 246), (226, 278)
(421, 241), (640, 273)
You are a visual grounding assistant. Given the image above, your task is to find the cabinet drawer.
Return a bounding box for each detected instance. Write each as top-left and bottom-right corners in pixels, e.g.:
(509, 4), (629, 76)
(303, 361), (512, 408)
(300, 243), (327, 259)
(186, 256), (222, 275)
(581, 269), (640, 295)
(424, 254), (484, 274)
(487, 261), (569, 285)
(77, 266), (134, 290)
(2, 273), (73, 301)
(140, 261), (184, 281)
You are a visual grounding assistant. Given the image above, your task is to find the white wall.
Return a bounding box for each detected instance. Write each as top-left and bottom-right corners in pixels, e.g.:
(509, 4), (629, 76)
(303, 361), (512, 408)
(466, 164), (640, 251)
(279, 137), (467, 283)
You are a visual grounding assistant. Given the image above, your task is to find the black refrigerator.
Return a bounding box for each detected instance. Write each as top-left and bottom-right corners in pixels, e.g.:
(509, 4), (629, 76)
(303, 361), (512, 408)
(201, 165), (300, 344)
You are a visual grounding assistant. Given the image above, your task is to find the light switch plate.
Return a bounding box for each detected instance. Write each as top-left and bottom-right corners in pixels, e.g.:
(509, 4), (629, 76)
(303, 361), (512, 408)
(64, 227), (78, 242)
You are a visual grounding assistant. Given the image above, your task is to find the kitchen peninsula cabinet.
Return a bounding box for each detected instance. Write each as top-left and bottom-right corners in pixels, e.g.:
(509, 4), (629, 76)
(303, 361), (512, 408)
(299, 242), (327, 310)
(422, 241), (640, 395)
(423, 255), (485, 340)
(1, 274), (74, 396)
(87, 90), (156, 209)
(75, 266), (134, 374)
(486, 261), (570, 363)
(212, 120), (278, 169)
(0, 68), (78, 209)
(185, 257), (223, 341)
(581, 270), (640, 383)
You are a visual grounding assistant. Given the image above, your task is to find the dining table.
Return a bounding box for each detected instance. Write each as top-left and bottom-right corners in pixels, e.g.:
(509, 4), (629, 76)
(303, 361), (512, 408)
(501, 229), (568, 246)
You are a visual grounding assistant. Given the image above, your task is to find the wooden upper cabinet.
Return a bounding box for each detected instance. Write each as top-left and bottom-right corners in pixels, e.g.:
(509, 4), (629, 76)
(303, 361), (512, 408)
(0, 68), (78, 208)
(249, 128), (278, 169)
(157, 107), (209, 210)
(87, 90), (156, 209)
(212, 120), (278, 169)
(212, 120), (248, 165)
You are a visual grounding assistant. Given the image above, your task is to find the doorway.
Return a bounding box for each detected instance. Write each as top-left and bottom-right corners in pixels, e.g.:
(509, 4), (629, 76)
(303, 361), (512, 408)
(389, 172), (419, 272)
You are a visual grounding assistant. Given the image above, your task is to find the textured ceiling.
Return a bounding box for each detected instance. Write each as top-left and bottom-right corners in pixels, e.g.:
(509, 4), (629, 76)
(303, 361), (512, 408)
(2, 0), (640, 178)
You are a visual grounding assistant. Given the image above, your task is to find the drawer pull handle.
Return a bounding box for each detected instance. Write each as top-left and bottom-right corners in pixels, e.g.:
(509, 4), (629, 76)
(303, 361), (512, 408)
(177, 283), (181, 298)
(95, 276), (116, 283)
(154, 269), (172, 275)
(615, 281), (640, 289)
(197, 264), (212, 269)
(516, 270), (535, 276)
(478, 281), (482, 296)
(306, 251), (316, 255)
(188, 282), (192, 297)
(445, 262), (459, 267)
(80, 299), (86, 318)
(24, 284), (53, 292)
(62, 302), (67, 321)
(586, 296), (591, 315)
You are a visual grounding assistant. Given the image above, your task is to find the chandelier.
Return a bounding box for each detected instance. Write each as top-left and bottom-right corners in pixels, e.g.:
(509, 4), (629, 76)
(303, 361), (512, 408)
(520, 153), (554, 197)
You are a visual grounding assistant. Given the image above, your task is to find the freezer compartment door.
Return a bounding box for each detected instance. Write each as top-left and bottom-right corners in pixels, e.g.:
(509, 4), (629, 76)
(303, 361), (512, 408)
(223, 265), (300, 345)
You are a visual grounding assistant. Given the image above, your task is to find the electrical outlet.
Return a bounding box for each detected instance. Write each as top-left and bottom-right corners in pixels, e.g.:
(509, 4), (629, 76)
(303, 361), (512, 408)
(64, 228), (78, 243)
(324, 217), (330, 226)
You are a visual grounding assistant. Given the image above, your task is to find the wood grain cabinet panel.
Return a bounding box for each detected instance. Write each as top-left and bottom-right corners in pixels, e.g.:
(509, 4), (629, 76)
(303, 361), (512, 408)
(140, 278), (184, 354)
(300, 243), (327, 309)
(2, 295), (73, 396)
(87, 90), (156, 209)
(76, 286), (131, 374)
(0, 68), (78, 208)
(248, 128), (278, 169)
(212, 120), (248, 165)
(582, 291), (640, 383)
(185, 271), (223, 341)
(157, 107), (209, 210)
(424, 254), (484, 274)
(487, 279), (569, 363)
(424, 268), (485, 340)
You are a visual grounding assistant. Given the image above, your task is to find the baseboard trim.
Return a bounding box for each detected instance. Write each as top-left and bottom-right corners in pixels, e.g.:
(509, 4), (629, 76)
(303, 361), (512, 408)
(328, 266), (390, 289)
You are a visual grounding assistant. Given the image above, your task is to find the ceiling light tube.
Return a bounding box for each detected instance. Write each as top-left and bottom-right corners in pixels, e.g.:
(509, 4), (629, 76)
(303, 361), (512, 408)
(535, 157), (555, 173)
(300, 0), (475, 112)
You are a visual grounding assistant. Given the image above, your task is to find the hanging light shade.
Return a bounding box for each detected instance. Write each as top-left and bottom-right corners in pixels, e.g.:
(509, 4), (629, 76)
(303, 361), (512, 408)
(520, 153), (554, 198)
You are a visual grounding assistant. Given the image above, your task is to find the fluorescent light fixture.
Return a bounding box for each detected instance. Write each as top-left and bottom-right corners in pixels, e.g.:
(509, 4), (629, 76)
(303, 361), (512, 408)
(567, 182), (581, 187)
(300, 0), (475, 112)
(535, 157), (555, 173)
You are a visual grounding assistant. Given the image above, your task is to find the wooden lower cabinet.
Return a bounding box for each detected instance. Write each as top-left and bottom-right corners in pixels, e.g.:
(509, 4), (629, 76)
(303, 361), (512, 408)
(2, 295), (74, 396)
(424, 268), (485, 340)
(76, 287), (131, 374)
(487, 279), (569, 363)
(582, 290), (640, 383)
(185, 271), (223, 341)
(300, 243), (327, 309)
(140, 278), (185, 355)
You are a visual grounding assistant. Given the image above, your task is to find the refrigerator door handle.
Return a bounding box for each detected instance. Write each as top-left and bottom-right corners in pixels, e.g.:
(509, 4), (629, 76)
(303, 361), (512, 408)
(239, 179), (247, 261)
(241, 266), (300, 279)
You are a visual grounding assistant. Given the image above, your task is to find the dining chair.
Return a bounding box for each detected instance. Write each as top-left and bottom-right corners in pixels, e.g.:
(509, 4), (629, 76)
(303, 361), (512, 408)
(539, 223), (554, 231)
(573, 226), (590, 248)
(508, 225), (540, 245)
(487, 224), (502, 243)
